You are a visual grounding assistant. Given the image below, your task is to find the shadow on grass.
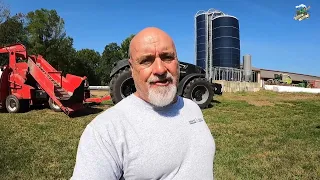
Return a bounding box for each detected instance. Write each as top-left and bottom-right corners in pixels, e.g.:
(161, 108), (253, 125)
(212, 99), (221, 104)
(207, 99), (221, 108)
(0, 104), (47, 113)
(69, 106), (105, 118)
(30, 104), (48, 110)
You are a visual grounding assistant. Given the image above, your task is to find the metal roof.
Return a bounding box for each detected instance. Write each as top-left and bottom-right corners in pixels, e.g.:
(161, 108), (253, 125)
(253, 67), (320, 81)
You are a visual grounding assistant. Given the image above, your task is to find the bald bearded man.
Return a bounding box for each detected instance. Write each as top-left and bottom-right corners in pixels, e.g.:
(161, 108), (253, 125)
(71, 27), (216, 180)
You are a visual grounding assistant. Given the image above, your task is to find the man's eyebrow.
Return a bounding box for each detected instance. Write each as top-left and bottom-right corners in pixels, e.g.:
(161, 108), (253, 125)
(159, 51), (176, 57)
(135, 51), (175, 62)
(136, 54), (155, 62)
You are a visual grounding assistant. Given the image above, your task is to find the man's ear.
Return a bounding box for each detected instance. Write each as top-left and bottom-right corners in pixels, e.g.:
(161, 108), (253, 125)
(128, 59), (133, 71)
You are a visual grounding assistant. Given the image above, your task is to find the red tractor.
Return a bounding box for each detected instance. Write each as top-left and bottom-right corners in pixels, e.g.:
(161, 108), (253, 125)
(0, 43), (110, 116)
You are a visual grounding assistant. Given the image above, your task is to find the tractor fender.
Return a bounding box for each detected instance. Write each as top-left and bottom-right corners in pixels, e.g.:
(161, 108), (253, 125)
(177, 73), (206, 96)
(110, 59), (130, 78)
(11, 93), (23, 99)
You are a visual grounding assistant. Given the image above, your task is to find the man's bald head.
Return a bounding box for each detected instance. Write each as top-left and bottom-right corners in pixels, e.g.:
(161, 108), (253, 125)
(129, 27), (177, 61)
(127, 27), (180, 107)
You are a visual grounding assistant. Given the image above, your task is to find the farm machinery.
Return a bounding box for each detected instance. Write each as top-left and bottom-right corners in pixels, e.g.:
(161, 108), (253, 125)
(109, 59), (222, 109)
(0, 43), (110, 116)
(265, 73), (292, 86)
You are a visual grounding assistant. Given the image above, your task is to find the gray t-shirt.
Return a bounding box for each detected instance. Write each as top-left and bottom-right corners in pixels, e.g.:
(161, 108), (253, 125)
(71, 94), (216, 180)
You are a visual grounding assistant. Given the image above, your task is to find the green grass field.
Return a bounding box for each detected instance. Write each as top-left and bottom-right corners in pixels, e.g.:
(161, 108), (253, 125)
(0, 90), (319, 179)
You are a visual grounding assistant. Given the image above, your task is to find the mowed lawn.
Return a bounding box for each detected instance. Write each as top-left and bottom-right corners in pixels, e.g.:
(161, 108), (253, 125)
(0, 90), (320, 179)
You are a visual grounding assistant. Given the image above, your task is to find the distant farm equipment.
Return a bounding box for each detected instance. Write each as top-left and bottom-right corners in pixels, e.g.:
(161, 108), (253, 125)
(265, 73), (292, 85)
(0, 43), (110, 116)
(265, 73), (320, 89)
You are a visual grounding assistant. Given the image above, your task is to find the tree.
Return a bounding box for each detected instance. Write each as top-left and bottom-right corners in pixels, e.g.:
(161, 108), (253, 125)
(44, 37), (76, 74)
(26, 8), (66, 51)
(72, 49), (101, 85)
(0, 14), (27, 46)
(0, 0), (10, 24)
(0, 1), (27, 65)
(98, 43), (123, 85)
(98, 34), (135, 85)
(120, 34), (135, 58)
(25, 8), (75, 72)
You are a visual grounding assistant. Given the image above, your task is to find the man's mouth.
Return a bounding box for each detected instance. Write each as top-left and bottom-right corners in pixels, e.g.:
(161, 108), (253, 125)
(150, 79), (172, 86)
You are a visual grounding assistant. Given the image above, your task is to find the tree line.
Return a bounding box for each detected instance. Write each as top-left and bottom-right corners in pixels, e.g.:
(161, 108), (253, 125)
(0, 1), (134, 85)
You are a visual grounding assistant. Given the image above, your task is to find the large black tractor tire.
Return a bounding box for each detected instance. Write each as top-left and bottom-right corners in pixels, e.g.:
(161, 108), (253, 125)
(183, 77), (214, 109)
(109, 67), (136, 105)
(5, 95), (29, 113)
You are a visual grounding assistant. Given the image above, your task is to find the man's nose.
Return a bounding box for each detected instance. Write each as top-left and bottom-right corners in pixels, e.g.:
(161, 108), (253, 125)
(152, 57), (167, 75)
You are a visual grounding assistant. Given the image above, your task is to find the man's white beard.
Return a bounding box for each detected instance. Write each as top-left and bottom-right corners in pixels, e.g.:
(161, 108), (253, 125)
(145, 65), (180, 107)
(148, 84), (177, 107)
(147, 71), (178, 107)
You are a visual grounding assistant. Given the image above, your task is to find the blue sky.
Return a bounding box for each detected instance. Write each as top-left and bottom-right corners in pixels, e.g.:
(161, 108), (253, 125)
(6, 0), (320, 76)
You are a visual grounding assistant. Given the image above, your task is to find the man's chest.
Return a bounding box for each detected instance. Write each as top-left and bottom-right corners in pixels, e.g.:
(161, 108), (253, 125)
(120, 115), (214, 179)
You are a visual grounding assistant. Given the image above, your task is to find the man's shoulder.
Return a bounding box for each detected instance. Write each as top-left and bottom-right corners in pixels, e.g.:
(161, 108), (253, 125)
(89, 95), (137, 125)
(180, 96), (202, 109)
(90, 107), (123, 126)
(90, 100), (132, 131)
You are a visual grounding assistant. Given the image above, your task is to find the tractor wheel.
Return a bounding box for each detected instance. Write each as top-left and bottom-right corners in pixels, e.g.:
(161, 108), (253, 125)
(5, 95), (21, 113)
(48, 98), (62, 112)
(183, 77), (214, 109)
(109, 67), (136, 105)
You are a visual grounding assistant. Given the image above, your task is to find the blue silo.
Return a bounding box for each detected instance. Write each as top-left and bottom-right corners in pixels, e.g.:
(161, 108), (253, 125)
(211, 15), (240, 68)
(194, 11), (208, 70)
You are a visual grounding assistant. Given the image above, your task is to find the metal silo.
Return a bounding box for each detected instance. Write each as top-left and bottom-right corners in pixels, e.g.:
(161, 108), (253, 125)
(211, 15), (240, 68)
(194, 10), (208, 70)
(243, 54), (252, 81)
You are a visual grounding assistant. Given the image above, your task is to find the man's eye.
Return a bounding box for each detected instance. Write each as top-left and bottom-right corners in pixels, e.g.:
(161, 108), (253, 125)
(162, 55), (174, 62)
(140, 59), (152, 65)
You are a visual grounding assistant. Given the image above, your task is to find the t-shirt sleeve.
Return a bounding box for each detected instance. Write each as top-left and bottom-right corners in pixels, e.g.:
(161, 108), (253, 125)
(70, 123), (123, 180)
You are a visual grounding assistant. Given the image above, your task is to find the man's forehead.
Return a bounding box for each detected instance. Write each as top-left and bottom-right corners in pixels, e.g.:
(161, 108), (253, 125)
(133, 36), (174, 51)
(129, 28), (176, 59)
(133, 43), (173, 53)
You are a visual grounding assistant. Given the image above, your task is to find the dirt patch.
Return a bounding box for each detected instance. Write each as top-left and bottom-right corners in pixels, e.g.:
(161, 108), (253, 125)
(247, 100), (274, 106)
(219, 90), (320, 103)
(279, 93), (320, 101)
(275, 102), (295, 106)
(90, 90), (109, 97)
(251, 151), (274, 159)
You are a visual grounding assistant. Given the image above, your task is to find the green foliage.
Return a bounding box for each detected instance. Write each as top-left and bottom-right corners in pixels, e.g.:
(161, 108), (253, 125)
(99, 35), (135, 85)
(73, 49), (101, 85)
(25, 8), (66, 51)
(0, 0), (10, 23)
(99, 43), (122, 85)
(0, 10), (27, 65)
(0, 14), (26, 46)
(0, 2), (134, 85)
(120, 34), (135, 58)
